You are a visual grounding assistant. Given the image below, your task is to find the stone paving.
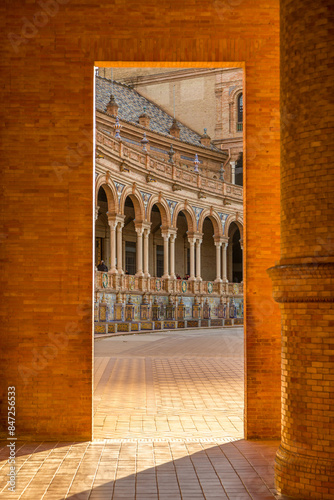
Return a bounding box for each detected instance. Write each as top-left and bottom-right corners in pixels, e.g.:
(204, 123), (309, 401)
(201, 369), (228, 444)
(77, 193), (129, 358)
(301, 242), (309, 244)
(0, 328), (280, 499)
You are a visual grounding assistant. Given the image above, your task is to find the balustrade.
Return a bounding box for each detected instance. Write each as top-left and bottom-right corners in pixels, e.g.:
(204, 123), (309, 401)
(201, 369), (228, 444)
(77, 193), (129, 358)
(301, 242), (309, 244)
(97, 129), (243, 200)
(95, 271), (243, 297)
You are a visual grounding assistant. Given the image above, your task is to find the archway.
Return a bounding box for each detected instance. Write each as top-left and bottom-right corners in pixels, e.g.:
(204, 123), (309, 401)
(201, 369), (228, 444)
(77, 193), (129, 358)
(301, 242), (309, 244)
(201, 217), (215, 281)
(149, 204), (163, 277)
(123, 196), (137, 275)
(95, 186), (110, 268)
(227, 222), (243, 283)
(174, 211), (190, 279)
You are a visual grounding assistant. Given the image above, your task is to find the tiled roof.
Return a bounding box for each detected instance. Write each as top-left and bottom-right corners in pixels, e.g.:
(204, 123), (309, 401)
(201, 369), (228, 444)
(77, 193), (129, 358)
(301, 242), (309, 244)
(96, 77), (221, 152)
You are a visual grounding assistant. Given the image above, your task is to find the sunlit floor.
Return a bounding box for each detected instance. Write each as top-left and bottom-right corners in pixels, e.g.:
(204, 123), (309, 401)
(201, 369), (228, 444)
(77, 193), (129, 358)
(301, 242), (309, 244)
(94, 328), (244, 442)
(0, 328), (280, 499)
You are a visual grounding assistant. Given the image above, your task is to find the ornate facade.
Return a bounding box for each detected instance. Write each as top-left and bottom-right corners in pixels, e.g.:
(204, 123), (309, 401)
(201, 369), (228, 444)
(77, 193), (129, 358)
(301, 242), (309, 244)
(94, 73), (244, 334)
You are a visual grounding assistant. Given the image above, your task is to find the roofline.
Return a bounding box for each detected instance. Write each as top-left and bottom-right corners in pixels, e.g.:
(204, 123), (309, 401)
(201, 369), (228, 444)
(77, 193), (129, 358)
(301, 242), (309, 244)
(96, 111), (228, 161)
(95, 76), (222, 153)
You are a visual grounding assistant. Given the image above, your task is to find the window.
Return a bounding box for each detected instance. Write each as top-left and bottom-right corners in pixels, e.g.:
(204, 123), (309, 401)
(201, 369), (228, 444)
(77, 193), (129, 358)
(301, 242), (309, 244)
(237, 93), (243, 131)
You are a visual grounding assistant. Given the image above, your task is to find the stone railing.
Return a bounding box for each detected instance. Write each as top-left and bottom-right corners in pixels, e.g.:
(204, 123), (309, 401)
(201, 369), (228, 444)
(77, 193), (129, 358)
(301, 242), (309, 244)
(96, 130), (243, 201)
(95, 271), (243, 296)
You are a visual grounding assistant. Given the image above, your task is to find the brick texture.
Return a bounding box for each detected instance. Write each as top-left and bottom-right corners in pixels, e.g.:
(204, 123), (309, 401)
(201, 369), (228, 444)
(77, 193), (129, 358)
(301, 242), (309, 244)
(1, 0), (281, 441)
(268, 0), (334, 497)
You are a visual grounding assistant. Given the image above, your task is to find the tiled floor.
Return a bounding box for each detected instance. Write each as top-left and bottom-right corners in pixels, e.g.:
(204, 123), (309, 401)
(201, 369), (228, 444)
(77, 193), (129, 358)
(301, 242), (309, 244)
(0, 328), (280, 499)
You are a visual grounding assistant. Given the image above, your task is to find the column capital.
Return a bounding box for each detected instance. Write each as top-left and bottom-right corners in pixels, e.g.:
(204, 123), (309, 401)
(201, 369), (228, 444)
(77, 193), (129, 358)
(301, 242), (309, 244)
(108, 217), (117, 230)
(108, 214), (125, 227)
(134, 225), (144, 236)
(95, 205), (100, 221)
(214, 236), (229, 246)
(161, 230), (171, 240)
(187, 231), (202, 242)
(134, 221), (150, 233)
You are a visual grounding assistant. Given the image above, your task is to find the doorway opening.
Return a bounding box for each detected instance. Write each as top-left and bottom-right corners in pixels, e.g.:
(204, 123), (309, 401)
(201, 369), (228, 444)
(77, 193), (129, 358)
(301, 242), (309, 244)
(93, 64), (245, 443)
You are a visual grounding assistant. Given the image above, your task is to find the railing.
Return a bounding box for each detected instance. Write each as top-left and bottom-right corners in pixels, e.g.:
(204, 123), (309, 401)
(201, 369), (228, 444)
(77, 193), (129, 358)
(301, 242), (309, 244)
(95, 271), (243, 296)
(96, 130), (243, 201)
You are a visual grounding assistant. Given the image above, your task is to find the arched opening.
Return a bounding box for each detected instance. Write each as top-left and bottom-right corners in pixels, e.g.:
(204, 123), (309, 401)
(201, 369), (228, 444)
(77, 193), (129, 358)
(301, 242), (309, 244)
(175, 211), (189, 279)
(201, 217), (215, 281)
(237, 92), (243, 131)
(150, 204), (163, 277)
(228, 222), (243, 282)
(123, 196), (137, 275)
(95, 187), (110, 268)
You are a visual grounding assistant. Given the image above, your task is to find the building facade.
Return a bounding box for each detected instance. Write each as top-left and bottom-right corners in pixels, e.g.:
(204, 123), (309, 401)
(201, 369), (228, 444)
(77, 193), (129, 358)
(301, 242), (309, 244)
(94, 74), (244, 334)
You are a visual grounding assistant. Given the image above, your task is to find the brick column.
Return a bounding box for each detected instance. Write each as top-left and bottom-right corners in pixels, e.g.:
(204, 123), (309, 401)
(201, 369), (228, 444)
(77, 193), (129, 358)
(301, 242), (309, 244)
(268, 1), (334, 497)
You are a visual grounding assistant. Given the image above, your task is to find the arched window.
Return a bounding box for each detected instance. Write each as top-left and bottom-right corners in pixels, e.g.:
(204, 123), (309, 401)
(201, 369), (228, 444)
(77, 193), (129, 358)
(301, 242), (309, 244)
(237, 93), (243, 131)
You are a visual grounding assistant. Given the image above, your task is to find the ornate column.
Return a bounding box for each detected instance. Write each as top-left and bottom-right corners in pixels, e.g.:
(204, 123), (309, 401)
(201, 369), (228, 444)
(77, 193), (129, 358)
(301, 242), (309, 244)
(135, 224), (144, 277)
(169, 230), (177, 279)
(116, 221), (124, 274)
(107, 217), (117, 274)
(195, 237), (202, 281)
(143, 226), (151, 278)
(214, 240), (222, 282)
(222, 240), (228, 283)
(161, 230), (170, 279)
(188, 235), (196, 281)
(268, 1), (334, 497)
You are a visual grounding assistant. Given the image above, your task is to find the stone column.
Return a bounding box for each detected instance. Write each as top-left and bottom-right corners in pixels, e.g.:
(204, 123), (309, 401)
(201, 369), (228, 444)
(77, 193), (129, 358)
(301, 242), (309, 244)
(268, 1), (334, 497)
(143, 227), (150, 278)
(215, 241), (222, 282)
(188, 236), (195, 280)
(227, 239), (233, 282)
(153, 241), (157, 276)
(169, 232), (176, 279)
(161, 231), (170, 279)
(108, 218), (117, 274)
(122, 240), (126, 273)
(222, 241), (228, 283)
(195, 238), (202, 280)
(135, 225), (144, 277)
(116, 221), (124, 274)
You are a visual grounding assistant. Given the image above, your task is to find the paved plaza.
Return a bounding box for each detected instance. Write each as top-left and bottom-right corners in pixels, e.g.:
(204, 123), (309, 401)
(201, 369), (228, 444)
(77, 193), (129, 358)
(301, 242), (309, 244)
(0, 328), (280, 499)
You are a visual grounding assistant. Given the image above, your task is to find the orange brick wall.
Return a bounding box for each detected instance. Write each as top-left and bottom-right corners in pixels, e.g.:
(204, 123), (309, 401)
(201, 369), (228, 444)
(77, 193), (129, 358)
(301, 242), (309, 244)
(1, 0), (280, 440)
(268, 0), (334, 497)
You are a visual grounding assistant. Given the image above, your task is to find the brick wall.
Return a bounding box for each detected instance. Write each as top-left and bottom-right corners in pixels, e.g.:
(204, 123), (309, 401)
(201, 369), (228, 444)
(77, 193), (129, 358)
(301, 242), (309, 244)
(1, 0), (280, 440)
(269, 0), (334, 496)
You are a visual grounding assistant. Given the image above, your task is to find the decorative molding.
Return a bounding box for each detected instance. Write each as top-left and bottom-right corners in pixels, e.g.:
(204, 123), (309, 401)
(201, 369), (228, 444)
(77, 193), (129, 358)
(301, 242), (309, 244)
(218, 212), (229, 233)
(166, 199), (177, 220)
(114, 181), (125, 202)
(140, 191), (152, 217)
(192, 207), (204, 229)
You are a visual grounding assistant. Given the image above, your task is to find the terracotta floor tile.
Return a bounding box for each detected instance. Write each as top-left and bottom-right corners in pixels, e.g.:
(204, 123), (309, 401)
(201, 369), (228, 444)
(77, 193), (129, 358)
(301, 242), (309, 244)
(0, 328), (280, 500)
